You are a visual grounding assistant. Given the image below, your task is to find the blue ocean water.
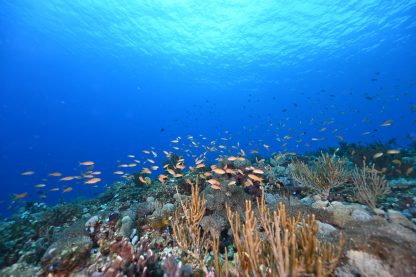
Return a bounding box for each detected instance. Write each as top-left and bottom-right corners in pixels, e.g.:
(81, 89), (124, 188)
(0, 0), (415, 215)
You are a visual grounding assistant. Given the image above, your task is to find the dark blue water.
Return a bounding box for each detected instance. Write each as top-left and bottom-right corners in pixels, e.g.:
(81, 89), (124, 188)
(1, 1), (415, 214)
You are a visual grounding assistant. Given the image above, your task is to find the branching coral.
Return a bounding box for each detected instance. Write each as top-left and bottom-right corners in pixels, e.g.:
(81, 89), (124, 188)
(171, 178), (212, 275)
(352, 161), (390, 210)
(290, 152), (349, 200)
(226, 192), (344, 276)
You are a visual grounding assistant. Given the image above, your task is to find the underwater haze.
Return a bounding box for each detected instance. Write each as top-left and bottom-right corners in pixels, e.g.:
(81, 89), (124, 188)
(1, 2), (416, 212)
(2, 1), (416, 276)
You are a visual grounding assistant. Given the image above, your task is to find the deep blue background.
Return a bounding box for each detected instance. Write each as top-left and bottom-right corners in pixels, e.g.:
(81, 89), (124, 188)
(1, 1), (415, 214)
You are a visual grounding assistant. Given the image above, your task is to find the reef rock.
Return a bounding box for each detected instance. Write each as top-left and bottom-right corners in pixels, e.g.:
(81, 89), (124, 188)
(336, 250), (393, 277)
(41, 220), (92, 274)
(120, 216), (134, 238)
(351, 209), (372, 222)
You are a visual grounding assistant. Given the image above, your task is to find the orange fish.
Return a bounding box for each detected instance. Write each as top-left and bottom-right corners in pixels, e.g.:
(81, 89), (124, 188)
(212, 168), (226, 175)
(244, 179), (254, 187)
(151, 166), (159, 170)
(141, 168), (152, 174)
(63, 187), (73, 193)
(80, 161), (94, 166)
(139, 176), (149, 184)
(85, 178), (101, 184)
(225, 168), (235, 174)
(13, 192), (28, 200)
(158, 174), (168, 183)
(114, 171), (124, 175)
(211, 184), (221, 190)
(248, 174), (263, 182)
(207, 179), (220, 186)
(167, 168), (176, 175)
(147, 159), (155, 164)
(60, 176), (75, 181)
(252, 169), (264, 174)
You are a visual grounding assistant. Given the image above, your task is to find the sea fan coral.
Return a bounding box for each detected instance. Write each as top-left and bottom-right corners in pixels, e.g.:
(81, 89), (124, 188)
(290, 152), (349, 200)
(352, 161), (390, 209)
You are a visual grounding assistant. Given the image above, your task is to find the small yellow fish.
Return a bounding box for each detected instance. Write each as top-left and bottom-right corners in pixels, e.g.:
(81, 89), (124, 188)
(387, 149), (400, 155)
(49, 172), (62, 177)
(21, 171), (35, 176)
(392, 160), (402, 166)
(373, 152), (384, 159)
(114, 171), (124, 175)
(380, 120), (393, 127)
(35, 184), (46, 188)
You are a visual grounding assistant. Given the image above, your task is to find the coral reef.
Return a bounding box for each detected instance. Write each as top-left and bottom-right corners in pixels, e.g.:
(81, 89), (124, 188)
(1, 145), (415, 276)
